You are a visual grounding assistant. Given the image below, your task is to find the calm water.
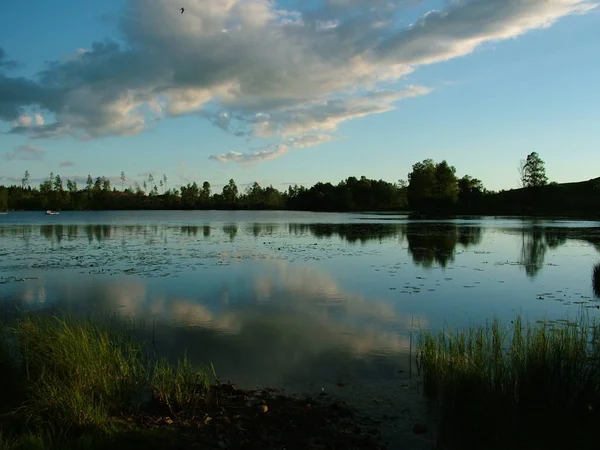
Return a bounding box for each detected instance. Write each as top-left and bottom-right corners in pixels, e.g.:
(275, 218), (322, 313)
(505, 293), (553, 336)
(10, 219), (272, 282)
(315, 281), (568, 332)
(1, 211), (600, 390)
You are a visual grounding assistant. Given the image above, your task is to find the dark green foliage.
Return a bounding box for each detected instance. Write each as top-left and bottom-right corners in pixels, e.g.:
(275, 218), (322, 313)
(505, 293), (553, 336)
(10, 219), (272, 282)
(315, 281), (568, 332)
(2, 157), (598, 215)
(407, 159), (458, 212)
(521, 151), (548, 188)
(1, 174), (408, 212)
(0, 187), (7, 211)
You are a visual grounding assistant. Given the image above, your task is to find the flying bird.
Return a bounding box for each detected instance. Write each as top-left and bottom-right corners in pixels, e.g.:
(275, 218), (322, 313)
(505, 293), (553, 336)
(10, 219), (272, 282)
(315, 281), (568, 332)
(180, 7), (184, 13)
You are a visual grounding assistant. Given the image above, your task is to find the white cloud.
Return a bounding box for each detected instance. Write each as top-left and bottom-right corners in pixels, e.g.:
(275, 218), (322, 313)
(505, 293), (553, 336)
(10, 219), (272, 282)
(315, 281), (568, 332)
(13, 115), (32, 127)
(0, 0), (596, 160)
(287, 133), (338, 148)
(3, 144), (45, 161)
(59, 161), (74, 167)
(210, 144), (289, 165)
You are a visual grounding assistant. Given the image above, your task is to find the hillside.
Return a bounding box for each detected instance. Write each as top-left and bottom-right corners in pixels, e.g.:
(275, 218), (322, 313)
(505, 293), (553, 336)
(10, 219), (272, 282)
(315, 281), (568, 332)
(485, 177), (600, 216)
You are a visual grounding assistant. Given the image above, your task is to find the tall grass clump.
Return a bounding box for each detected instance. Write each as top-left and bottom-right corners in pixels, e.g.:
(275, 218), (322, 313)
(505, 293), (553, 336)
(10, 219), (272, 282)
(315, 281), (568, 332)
(0, 314), (216, 448)
(149, 353), (211, 412)
(0, 326), (21, 410)
(417, 315), (600, 449)
(14, 315), (148, 430)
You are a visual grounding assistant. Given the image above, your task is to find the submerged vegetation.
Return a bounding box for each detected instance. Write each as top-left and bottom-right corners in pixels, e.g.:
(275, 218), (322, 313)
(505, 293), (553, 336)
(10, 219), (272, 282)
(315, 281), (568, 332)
(0, 314), (385, 450)
(417, 315), (600, 449)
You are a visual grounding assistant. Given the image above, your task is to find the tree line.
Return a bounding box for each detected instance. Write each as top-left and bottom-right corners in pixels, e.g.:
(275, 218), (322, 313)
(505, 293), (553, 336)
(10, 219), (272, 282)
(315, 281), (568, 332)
(1, 152), (598, 215)
(0, 172), (407, 212)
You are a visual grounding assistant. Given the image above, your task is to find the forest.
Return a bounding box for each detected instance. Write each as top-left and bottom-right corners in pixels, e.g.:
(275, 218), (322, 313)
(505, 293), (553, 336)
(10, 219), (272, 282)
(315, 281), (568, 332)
(1, 152), (599, 216)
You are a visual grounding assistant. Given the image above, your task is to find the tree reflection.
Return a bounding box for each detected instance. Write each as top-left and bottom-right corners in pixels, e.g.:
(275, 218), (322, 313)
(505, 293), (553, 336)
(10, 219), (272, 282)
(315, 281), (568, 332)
(593, 263), (600, 299)
(308, 223), (404, 244)
(223, 224), (238, 241)
(457, 226), (483, 248)
(248, 223), (279, 237)
(519, 227), (570, 278)
(406, 223), (458, 268)
(405, 223), (483, 268)
(181, 226), (199, 236)
(84, 225), (112, 243)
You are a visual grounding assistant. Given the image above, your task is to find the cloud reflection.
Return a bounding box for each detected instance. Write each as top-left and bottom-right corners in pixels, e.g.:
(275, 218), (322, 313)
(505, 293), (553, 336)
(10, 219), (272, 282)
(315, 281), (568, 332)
(4, 258), (419, 389)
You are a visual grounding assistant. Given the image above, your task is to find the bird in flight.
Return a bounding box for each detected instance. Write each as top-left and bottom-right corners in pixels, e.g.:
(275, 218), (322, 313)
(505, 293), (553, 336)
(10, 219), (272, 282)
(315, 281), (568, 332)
(180, 7), (185, 13)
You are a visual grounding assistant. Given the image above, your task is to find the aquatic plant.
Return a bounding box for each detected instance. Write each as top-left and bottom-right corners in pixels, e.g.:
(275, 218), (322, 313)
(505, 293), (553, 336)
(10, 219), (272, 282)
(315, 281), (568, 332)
(417, 315), (600, 449)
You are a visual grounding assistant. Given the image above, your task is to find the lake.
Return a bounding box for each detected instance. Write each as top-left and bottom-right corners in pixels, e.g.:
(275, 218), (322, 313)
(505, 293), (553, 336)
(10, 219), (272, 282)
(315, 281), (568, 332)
(1, 211), (600, 392)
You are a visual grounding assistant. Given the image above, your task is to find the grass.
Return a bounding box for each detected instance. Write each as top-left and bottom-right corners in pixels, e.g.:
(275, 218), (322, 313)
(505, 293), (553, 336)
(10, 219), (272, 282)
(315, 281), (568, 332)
(0, 314), (214, 449)
(417, 315), (600, 449)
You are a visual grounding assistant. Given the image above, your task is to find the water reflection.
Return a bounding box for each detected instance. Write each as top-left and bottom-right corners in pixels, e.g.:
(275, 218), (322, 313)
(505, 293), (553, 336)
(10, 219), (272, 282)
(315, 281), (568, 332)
(305, 223), (405, 243)
(3, 221), (600, 280)
(406, 223), (457, 268)
(3, 260), (418, 388)
(181, 226), (199, 236)
(404, 223), (483, 269)
(3, 217), (600, 390)
(222, 224), (238, 241)
(593, 263), (600, 299)
(84, 225), (111, 243)
(519, 227), (570, 278)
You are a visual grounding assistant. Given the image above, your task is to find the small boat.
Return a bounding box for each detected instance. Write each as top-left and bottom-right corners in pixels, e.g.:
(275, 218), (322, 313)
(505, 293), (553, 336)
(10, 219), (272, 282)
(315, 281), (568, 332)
(45, 210), (60, 215)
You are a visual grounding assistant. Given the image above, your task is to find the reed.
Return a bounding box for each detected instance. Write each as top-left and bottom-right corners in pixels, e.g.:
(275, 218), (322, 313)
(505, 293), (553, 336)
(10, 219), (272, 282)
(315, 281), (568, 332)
(417, 315), (600, 449)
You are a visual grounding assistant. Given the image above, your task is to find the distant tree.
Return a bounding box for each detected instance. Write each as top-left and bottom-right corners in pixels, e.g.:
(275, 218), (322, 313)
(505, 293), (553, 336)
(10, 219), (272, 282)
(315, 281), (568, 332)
(120, 171), (126, 190)
(202, 181), (211, 202)
(458, 175), (485, 210)
(434, 161), (458, 201)
(458, 175), (483, 194)
(163, 174), (168, 191)
(0, 187), (7, 211)
(86, 175), (93, 191)
(102, 177), (111, 192)
(66, 179), (77, 192)
(22, 170), (30, 189)
(521, 152), (548, 188)
(407, 159), (458, 210)
(222, 179), (238, 204)
(39, 179), (52, 195)
(94, 177), (103, 194)
(246, 182), (262, 206)
(54, 175), (63, 192)
(181, 182), (199, 207)
(408, 159), (436, 206)
(159, 180), (164, 193)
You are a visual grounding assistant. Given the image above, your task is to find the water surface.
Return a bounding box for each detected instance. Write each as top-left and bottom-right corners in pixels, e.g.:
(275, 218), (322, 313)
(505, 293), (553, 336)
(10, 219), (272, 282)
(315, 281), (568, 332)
(1, 211), (599, 390)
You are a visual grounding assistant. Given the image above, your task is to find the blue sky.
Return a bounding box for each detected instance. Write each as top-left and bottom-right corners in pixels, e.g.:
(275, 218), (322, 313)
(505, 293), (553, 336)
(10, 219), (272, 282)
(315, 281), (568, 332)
(1, 0), (599, 192)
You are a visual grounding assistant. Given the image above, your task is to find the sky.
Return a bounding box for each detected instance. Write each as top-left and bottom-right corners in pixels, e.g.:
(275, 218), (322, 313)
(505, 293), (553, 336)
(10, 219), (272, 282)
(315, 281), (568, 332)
(1, 0), (599, 192)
